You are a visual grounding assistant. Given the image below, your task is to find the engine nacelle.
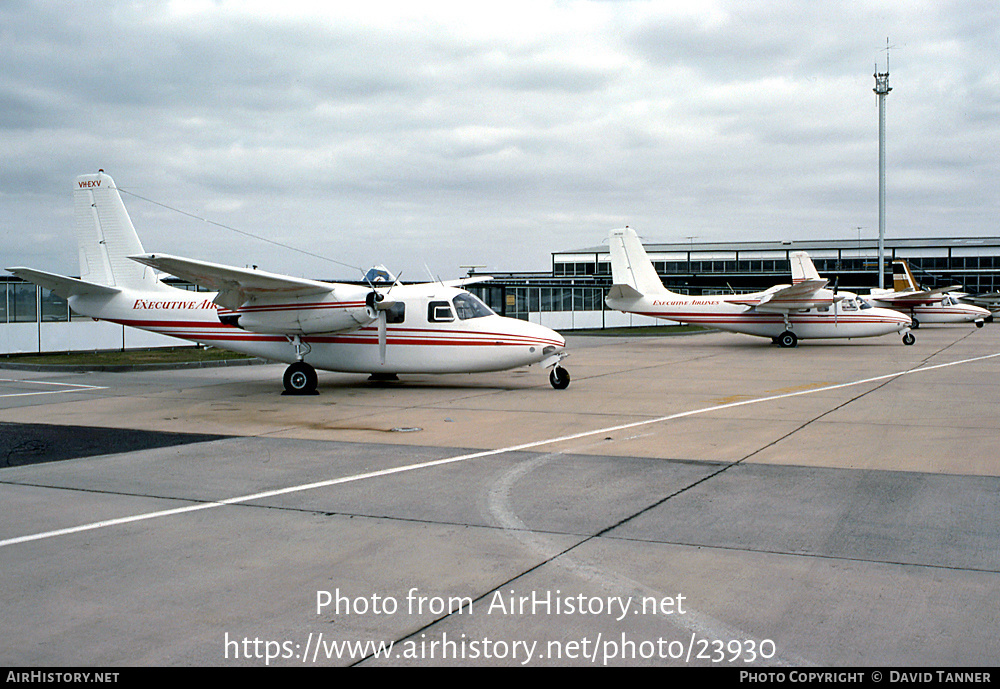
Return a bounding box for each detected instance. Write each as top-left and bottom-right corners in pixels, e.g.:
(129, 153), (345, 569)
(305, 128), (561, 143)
(230, 291), (374, 335)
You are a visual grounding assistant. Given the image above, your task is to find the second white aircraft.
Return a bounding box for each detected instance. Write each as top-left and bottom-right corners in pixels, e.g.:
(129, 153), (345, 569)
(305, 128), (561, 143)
(605, 227), (914, 347)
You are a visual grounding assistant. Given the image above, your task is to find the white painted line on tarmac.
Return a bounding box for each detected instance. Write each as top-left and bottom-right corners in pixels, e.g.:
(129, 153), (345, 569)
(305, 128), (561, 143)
(0, 378), (108, 398)
(3, 351), (998, 549)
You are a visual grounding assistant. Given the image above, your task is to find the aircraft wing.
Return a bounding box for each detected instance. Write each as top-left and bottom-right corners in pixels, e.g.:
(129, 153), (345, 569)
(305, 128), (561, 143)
(6, 267), (121, 299)
(443, 275), (494, 287)
(957, 291), (1000, 307)
(872, 285), (963, 306)
(750, 279), (834, 312)
(130, 253), (335, 310)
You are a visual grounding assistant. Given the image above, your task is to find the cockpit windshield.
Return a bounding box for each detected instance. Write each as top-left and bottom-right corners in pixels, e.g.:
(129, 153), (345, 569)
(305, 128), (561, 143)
(452, 293), (494, 320)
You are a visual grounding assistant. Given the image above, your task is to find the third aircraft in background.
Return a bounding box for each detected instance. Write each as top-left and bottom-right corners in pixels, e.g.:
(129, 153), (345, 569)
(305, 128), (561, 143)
(605, 226), (914, 347)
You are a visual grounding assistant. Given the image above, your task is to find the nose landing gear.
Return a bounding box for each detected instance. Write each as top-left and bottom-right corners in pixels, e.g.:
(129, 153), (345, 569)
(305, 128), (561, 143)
(549, 365), (570, 390)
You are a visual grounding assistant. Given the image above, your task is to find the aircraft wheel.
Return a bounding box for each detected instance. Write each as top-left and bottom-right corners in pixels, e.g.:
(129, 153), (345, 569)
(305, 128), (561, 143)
(976, 320), (985, 328)
(911, 318), (920, 329)
(902, 332), (915, 346)
(283, 361), (318, 395)
(777, 331), (797, 348)
(549, 366), (570, 390)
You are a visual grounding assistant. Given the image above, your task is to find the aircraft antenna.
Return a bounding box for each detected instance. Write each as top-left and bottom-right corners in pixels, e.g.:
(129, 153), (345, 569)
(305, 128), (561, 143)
(117, 187), (365, 276)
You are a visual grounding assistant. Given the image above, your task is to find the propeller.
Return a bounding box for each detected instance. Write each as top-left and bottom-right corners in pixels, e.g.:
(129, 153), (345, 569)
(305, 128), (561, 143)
(363, 265), (401, 365)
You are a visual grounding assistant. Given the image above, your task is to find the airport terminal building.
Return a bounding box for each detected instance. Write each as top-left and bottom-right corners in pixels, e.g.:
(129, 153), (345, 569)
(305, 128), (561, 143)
(4, 235), (1000, 354)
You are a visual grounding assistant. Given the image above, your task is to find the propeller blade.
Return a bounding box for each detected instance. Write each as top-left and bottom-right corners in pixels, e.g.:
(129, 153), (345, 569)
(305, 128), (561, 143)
(378, 310), (387, 365)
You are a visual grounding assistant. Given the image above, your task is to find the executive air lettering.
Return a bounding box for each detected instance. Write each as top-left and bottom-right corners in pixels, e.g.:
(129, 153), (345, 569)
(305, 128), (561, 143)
(133, 299), (218, 310)
(652, 299), (720, 306)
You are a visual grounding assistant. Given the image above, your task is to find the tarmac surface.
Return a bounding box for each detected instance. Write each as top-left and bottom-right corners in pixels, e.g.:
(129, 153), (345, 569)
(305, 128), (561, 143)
(1, 325), (998, 667)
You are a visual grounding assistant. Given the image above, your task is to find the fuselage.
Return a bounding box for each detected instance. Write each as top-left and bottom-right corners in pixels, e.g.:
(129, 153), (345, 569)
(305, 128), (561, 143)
(70, 282), (566, 375)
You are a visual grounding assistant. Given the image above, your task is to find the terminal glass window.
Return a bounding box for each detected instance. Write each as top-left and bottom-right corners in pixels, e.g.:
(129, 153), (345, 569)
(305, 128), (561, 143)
(10, 283), (37, 322)
(40, 289), (69, 322)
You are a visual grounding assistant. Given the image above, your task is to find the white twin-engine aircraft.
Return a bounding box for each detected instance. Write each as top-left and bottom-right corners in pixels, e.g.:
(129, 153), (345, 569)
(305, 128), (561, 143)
(8, 172), (570, 393)
(864, 259), (991, 329)
(605, 226), (914, 347)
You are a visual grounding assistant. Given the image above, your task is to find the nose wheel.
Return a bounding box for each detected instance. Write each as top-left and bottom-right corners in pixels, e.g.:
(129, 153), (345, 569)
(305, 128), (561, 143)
(283, 361), (319, 395)
(902, 332), (915, 346)
(549, 366), (570, 390)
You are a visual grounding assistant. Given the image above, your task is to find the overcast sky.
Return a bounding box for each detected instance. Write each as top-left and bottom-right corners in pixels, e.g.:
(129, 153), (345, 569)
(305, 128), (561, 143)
(3, 1), (997, 281)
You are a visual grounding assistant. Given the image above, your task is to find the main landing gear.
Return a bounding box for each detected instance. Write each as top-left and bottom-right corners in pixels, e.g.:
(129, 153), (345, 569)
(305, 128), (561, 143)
(902, 331), (915, 346)
(549, 365), (571, 390)
(773, 331), (798, 348)
(282, 335), (318, 395)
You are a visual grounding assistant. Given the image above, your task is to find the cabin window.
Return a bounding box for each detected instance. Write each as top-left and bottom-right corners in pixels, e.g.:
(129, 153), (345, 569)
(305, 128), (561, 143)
(428, 301), (455, 322)
(452, 293), (493, 320)
(385, 302), (405, 324)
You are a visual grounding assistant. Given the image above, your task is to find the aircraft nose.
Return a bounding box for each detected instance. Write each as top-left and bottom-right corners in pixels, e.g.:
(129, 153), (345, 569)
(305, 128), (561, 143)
(527, 321), (566, 353)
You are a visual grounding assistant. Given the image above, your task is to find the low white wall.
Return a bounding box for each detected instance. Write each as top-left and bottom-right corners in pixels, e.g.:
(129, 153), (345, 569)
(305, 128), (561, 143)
(1, 310), (672, 355)
(2, 321), (188, 355)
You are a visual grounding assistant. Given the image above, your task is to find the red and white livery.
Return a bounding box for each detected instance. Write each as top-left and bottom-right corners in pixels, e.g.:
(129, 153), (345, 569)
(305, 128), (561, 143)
(9, 172), (570, 393)
(864, 260), (991, 329)
(604, 226), (914, 347)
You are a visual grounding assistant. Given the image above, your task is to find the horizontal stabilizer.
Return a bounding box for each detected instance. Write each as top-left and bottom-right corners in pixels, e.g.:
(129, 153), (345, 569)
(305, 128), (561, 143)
(6, 267), (121, 299)
(607, 283), (644, 300)
(130, 253), (334, 310)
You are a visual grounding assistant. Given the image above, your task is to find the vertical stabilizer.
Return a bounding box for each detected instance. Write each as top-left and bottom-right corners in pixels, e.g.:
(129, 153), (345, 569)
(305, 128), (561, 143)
(789, 251), (821, 283)
(73, 171), (158, 289)
(608, 227), (666, 296)
(892, 260), (917, 292)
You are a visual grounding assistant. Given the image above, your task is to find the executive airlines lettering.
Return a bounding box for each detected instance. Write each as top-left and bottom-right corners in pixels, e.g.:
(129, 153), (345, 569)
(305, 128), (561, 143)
(652, 299), (721, 306)
(133, 299), (218, 310)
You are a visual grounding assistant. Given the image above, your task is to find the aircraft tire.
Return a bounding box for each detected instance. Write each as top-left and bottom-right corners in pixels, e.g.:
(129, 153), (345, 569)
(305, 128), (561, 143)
(902, 332), (916, 346)
(549, 366), (570, 390)
(911, 318), (920, 329)
(777, 331), (797, 348)
(976, 320), (984, 328)
(283, 361), (318, 395)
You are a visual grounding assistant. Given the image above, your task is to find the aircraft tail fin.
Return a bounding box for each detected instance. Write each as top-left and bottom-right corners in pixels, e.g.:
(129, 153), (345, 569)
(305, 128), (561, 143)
(608, 227), (666, 296)
(73, 171), (160, 290)
(789, 251), (821, 283)
(892, 260), (918, 292)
